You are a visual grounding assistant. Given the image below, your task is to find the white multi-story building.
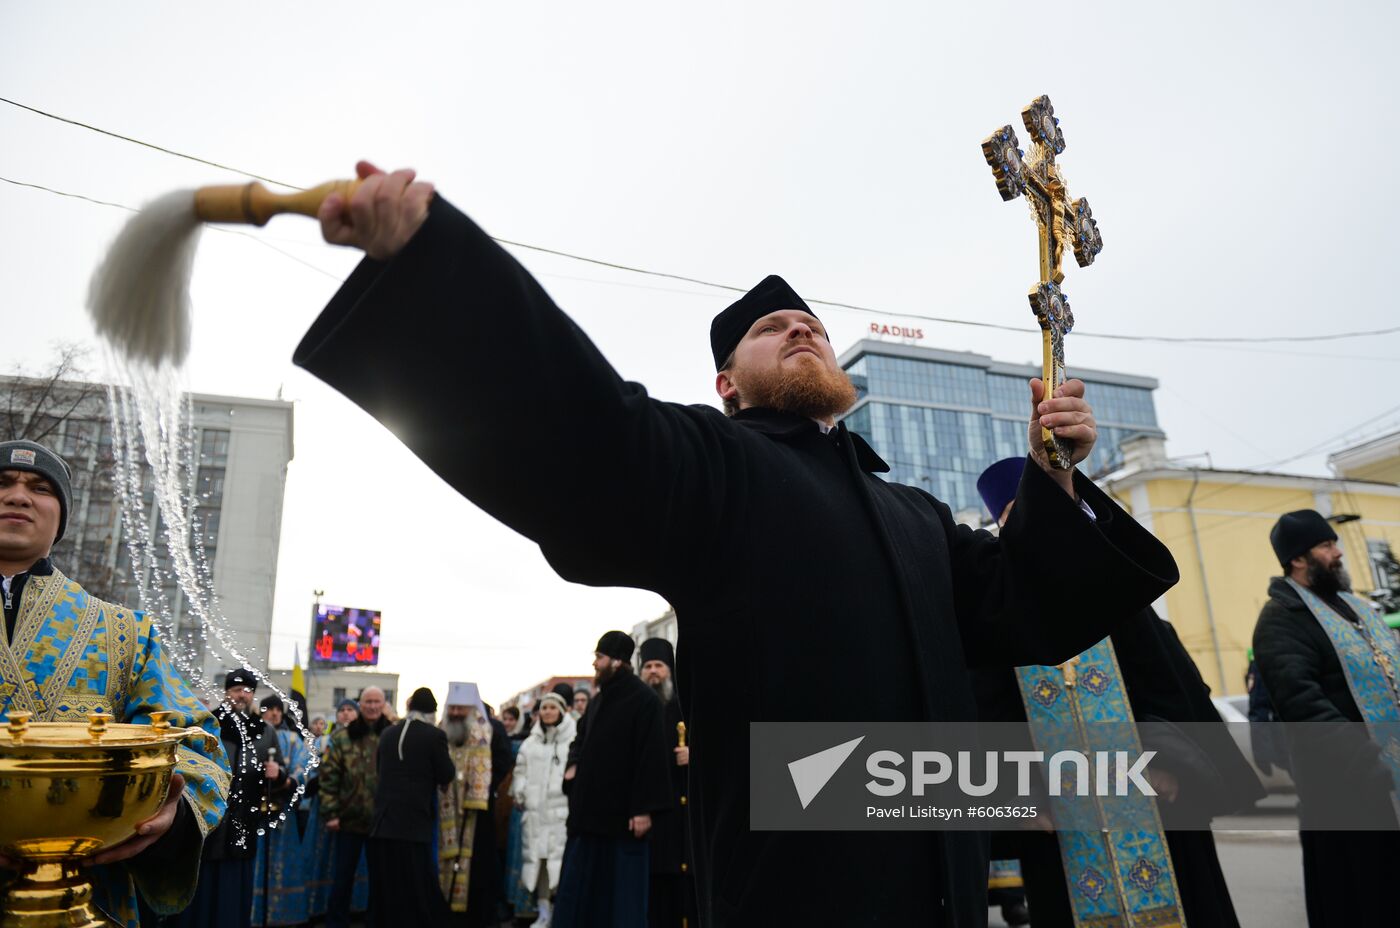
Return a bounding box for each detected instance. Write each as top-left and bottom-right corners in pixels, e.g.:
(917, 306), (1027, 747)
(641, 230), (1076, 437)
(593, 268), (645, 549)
(265, 667), (400, 722)
(2, 376), (293, 690)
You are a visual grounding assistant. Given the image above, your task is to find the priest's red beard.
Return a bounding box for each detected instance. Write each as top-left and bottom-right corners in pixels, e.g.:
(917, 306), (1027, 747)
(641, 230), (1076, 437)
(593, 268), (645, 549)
(732, 354), (858, 421)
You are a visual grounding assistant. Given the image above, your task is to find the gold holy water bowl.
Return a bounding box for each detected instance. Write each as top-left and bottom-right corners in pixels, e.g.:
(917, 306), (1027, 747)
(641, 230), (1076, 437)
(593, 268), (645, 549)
(0, 710), (218, 928)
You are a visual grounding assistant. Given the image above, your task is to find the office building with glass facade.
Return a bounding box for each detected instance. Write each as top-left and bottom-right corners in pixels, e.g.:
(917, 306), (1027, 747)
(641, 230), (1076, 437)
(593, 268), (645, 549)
(839, 340), (1163, 519)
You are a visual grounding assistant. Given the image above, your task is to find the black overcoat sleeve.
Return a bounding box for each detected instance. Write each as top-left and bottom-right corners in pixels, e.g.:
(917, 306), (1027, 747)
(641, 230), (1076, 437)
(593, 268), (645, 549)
(295, 197), (1176, 656)
(294, 197), (734, 595)
(943, 462), (1179, 667)
(430, 726), (456, 788)
(489, 719), (513, 794)
(1253, 602), (1352, 724)
(630, 690), (673, 819)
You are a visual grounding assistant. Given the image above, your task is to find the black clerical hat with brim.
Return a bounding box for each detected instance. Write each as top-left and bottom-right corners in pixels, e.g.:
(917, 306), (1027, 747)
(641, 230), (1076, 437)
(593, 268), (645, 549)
(710, 275), (817, 370)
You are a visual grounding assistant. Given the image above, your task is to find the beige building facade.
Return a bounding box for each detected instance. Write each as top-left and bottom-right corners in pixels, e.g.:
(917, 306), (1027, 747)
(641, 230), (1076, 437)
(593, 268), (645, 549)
(1103, 433), (1400, 697)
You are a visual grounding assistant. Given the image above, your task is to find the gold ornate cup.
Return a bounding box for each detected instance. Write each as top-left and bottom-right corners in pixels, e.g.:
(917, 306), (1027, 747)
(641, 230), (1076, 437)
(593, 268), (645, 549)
(0, 711), (217, 928)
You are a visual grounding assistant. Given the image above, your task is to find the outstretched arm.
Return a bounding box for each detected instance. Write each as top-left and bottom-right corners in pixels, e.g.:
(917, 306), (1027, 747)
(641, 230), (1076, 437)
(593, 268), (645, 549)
(298, 163), (737, 594)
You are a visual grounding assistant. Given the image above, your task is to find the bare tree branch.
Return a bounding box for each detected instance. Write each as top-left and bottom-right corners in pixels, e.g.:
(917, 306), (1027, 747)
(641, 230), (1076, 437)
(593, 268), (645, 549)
(3, 343), (92, 442)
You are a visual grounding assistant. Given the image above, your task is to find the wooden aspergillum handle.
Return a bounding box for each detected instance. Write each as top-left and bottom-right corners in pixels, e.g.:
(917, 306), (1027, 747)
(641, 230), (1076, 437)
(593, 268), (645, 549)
(194, 179), (363, 227)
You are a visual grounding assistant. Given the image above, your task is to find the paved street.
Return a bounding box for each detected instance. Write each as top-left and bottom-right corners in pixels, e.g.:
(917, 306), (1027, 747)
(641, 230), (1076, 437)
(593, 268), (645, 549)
(990, 836), (1306, 927)
(990, 797), (1308, 927)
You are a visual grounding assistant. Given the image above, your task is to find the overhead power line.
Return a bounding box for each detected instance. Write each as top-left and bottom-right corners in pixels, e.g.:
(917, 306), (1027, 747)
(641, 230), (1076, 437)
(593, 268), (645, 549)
(0, 95), (296, 188)
(4, 94), (1400, 346)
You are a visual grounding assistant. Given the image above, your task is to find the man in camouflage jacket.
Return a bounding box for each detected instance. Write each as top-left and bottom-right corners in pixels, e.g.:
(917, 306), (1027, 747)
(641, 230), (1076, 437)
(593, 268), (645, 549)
(320, 686), (390, 928)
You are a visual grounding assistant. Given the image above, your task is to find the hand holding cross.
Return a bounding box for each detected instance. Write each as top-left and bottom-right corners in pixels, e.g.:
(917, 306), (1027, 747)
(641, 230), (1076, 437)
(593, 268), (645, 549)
(982, 96), (1104, 476)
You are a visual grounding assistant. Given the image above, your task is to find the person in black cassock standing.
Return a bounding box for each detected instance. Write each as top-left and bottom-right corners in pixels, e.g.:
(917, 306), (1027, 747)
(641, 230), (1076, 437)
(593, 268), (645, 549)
(971, 458), (1262, 928)
(638, 637), (696, 928)
(294, 163), (1178, 926)
(169, 669), (280, 928)
(553, 632), (671, 927)
(1253, 510), (1400, 928)
(369, 687), (456, 928)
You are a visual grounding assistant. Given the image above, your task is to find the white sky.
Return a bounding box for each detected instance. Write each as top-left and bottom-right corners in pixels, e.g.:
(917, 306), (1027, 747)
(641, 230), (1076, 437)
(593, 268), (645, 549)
(3, 2), (1397, 706)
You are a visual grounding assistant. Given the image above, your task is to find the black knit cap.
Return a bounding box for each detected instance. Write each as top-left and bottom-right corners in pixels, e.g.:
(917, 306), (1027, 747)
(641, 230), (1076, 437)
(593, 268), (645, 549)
(551, 681), (575, 705)
(259, 694), (285, 712)
(407, 687), (438, 714)
(595, 630), (635, 662)
(1269, 509), (1338, 568)
(638, 637), (674, 671)
(0, 439), (73, 544)
(224, 668), (258, 691)
(709, 275), (817, 370)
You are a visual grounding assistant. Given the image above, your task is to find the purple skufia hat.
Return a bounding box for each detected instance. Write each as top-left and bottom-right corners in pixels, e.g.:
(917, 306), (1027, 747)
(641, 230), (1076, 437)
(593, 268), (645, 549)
(977, 457), (1025, 520)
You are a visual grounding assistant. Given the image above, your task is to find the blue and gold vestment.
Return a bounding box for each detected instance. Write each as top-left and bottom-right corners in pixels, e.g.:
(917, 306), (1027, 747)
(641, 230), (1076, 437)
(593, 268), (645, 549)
(0, 567), (230, 927)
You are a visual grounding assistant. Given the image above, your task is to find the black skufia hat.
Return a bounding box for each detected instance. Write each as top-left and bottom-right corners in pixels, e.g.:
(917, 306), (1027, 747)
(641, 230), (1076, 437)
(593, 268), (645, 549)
(638, 637), (674, 671)
(407, 687), (438, 714)
(1269, 509), (1338, 568)
(709, 275), (817, 370)
(224, 668), (258, 691)
(595, 630), (635, 662)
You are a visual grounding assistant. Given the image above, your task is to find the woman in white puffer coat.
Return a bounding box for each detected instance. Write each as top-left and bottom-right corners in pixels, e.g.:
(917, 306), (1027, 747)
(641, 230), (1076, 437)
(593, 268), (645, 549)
(512, 691), (577, 927)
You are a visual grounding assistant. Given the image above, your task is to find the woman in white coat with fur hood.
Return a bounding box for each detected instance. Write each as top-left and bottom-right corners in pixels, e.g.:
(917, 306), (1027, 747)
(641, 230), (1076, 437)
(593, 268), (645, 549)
(512, 691), (577, 927)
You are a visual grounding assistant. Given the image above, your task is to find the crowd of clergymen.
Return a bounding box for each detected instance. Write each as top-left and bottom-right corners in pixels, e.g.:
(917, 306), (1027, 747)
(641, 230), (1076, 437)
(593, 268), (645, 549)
(160, 631), (688, 928)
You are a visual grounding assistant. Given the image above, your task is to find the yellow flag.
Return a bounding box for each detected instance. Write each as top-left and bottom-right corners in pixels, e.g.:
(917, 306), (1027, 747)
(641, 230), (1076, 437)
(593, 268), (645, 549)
(292, 642), (306, 695)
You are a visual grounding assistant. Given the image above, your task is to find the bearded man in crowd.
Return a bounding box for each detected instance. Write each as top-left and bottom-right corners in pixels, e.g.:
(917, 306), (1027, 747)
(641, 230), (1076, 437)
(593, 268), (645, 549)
(639, 638), (695, 928)
(437, 682), (495, 921)
(1253, 510), (1400, 927)
(555, 632), (671, 927)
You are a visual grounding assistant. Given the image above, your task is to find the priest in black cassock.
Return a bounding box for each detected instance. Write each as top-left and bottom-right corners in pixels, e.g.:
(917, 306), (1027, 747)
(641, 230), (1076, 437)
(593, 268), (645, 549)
(294, 163), (1179, 926)
(638, 637), (696, 928)
(555, 631), (671, 927)
(1253, 510), (1400, 928)
(971, 458), (1263, 928)
(369, 687), (455, 928)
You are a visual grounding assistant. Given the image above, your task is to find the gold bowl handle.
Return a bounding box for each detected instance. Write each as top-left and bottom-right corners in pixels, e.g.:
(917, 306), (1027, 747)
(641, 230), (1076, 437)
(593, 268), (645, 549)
(86, 711), (113, 743)
(6, 711), (32, 744)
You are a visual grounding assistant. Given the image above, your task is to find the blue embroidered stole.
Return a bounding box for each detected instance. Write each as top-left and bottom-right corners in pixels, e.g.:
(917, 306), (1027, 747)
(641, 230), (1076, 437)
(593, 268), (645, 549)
(1015, 638), (1185, 928)
(1285, 579), (1400, 809)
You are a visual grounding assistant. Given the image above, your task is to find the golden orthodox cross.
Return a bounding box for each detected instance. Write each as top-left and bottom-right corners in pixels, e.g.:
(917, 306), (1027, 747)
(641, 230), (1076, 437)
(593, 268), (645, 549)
(982, 95), (1103, 469)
